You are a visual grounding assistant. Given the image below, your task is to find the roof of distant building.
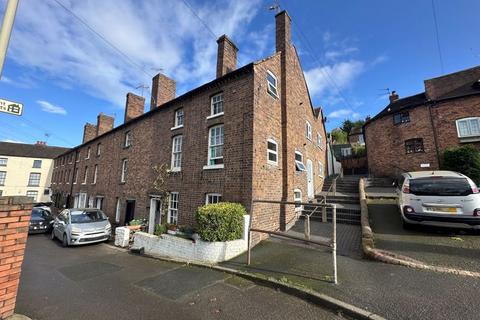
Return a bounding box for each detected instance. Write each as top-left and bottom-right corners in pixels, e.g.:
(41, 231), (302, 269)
(0, 142), (70, 159)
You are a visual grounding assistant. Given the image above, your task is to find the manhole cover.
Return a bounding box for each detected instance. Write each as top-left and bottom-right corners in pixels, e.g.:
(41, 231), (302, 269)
(136, 266), (226, 300)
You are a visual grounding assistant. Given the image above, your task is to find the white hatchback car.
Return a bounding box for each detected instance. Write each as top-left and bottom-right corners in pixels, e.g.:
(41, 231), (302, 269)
(396, 171), (480, 229)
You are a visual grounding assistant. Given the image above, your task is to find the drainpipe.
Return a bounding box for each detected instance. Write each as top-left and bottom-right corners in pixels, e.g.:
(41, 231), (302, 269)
(427, 101), (441, 169)
(68, 151), (78, 208)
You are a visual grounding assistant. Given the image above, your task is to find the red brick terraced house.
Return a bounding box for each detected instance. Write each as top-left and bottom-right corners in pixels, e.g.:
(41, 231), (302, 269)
(50, 11), (328, 237)
(364, 66), (480, 177)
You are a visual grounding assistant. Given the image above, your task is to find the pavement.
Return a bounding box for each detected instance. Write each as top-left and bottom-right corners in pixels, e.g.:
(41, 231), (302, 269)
(221, 219), (480, 320)
(369, 203), (480, 272)
(16, 233), (345, 320)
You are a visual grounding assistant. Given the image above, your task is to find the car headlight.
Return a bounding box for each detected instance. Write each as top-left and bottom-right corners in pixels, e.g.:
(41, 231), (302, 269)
(71, 227), (82, 233)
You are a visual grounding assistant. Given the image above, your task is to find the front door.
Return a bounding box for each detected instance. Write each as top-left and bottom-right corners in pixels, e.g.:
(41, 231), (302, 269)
(306, 159), (314, 198)
(79, 192), (87, 208)
(125, 200), (135, 225)
(148, 198), (162, 234)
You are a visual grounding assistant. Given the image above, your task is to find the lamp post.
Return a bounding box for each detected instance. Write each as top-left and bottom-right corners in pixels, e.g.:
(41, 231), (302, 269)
(0, 0), (19, 79)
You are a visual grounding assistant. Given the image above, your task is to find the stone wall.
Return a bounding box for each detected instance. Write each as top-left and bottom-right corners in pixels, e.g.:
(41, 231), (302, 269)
(0, 196), (32, 320)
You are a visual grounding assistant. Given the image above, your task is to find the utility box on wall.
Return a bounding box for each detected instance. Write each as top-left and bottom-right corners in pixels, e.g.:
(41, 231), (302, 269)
(0, 196), (32, 319)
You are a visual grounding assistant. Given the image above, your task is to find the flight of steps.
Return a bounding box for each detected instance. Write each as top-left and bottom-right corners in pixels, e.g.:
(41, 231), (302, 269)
(304, 175), (363, 225)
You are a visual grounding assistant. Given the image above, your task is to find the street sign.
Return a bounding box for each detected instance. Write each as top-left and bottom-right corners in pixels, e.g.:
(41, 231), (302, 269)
(0, 98), (23, 116)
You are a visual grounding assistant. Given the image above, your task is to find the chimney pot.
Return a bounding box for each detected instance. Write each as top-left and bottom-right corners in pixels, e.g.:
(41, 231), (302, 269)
(150, 73), (176, 110)
(389, 90), (399, 103)
(124, 93), (145, 123)
(216, 34), (238, 78)
(96, 113), (114, 137)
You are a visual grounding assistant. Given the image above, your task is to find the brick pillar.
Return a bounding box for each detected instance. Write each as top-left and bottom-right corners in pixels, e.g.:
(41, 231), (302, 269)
(96, 113), (114, 137)
(124, 93), (145, 123)
(216, 34), (238, 78)
(0, 196), (32, 319)
(150, 73), (176, 110)
(82, 123), (97, 143)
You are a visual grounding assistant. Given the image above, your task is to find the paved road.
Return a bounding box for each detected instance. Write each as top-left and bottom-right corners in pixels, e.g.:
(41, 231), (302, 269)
(369, 203), (480, 272)
(16, 234), (344, 320)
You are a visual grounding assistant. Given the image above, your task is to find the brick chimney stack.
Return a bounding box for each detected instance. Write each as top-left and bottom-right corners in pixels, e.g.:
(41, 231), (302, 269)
(275, 10), (291, 53)
(82, 123), (97, 143)
(150, 73), (176, 110)
(96, 113), (114, 137)
(124, 93), (145, 123)
(216, 34), (238, 78)
(35, 141), (47, 146)
(389, 90), (399, 103)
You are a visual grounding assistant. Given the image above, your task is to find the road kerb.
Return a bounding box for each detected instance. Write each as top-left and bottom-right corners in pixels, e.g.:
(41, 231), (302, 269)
(104, 243), (386, 320)
(359, 178), (480, 278)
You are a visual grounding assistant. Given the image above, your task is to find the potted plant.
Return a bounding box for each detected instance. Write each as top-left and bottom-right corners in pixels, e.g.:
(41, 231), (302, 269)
(166, 224), (177, 235)
(127, 219), (143, 231)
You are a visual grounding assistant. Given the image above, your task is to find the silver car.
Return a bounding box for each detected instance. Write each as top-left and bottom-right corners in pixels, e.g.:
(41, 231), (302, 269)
(51, 208), (112, 247)
(397, 171), (480, 229)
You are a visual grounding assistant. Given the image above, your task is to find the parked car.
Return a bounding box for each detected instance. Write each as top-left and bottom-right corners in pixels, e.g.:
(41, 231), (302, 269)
(29, 208), (54, 234)
(51, 208), (111, 247)
(396, 171), (480, 229)
(33, 202), (53, 214)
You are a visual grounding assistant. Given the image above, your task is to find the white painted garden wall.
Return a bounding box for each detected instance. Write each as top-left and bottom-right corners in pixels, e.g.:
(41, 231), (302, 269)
(132, 215), (250, 264)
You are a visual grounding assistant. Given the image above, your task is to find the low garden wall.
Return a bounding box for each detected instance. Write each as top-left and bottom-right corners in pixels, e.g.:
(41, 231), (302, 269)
(132, 214), (250, 264)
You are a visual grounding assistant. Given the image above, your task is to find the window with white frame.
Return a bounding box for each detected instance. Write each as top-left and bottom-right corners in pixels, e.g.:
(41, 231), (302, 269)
(266, 70), (278, 98)
(95, 196), (104, 210)
(0, 171), (6, 185)
(206, 193), (222, 204)
(97, 143), (101, 156)
(456, 117), (480, 138)
(168, 192), (179, 224)
(174, 109), (184, 127)
(171, 135), (183, 171)
(210, 93), (224, 116)
(124, 131), (131, 147)
(82, 167), (88, 184)
(341, 148), (352, 157)
(33, 159), (42, 168)
(28, 173), (41, 186)
(267, 139), (278, 165)
(0, 158), (7, 166)
(121, 159), (127, 182)
(306, 121), (312, 141)
(318, 161), (324, 177)
(26, 191), (38, 202)
(294, 189), (303, 212)
(86, 147), (91, 159)
(208, 125), (224, 166)
(92, 165), (98, 184)
(115, 198), (121, 223)
(73, 168), (78, 184)
(316, 133), (323, 148)
(295, 151), (305, 172)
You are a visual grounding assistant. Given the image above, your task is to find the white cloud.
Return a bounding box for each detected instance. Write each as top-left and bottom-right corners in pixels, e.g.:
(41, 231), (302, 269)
(9, 0), (261, 107)
(0, 76), (12, 84)
(325, 47), (358, 61)
(37, 100), (67, 115)
(304, 60), (365, 98)
(2, 139), (25, 143)
(328, 108), (361, 120)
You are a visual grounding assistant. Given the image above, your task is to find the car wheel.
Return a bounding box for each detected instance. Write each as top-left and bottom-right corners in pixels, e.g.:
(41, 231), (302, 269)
(62, 234), (69, 247)
(50, 229), (56, 240)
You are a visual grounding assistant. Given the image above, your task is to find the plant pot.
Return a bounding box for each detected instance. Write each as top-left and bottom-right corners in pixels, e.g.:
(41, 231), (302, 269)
(167, 229), (177, 235)
(127, 225), (142, 231)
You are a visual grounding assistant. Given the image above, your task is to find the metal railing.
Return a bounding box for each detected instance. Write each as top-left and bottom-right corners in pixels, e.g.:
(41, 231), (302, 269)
(247, 199), (337, 284)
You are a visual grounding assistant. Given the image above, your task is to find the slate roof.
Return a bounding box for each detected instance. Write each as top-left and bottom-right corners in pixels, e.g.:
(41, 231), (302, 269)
(0, 142), (70, 159)
(437, 79), (480, 101)
(367, 92), (427, 123)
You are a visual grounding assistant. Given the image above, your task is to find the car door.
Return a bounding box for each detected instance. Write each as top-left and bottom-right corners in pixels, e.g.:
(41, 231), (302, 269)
(55, 210), (68, 238)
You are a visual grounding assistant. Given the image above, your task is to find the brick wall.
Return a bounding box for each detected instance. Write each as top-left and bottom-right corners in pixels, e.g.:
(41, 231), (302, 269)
(124, 93), (145, 123)
(0, 196), (32, 320)
(82, 123), (97, 143)
(425, 66), (480, 100)
(216, 35), (238, 78)
(150, 74), (176, 110)
(96, 113), (114, 137)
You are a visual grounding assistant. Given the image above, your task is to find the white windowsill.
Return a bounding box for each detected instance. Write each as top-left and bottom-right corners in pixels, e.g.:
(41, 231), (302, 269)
(203, 164), (224, 170)
(169, 168), (181, 172)
(458, 135), (480, 143)
(206, 112), (224, 120)
(170, 125), (184, 131)
(267, 160), (278, 166)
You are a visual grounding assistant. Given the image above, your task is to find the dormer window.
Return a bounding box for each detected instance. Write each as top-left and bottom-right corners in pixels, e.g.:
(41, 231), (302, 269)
(267, 71), (278, 99)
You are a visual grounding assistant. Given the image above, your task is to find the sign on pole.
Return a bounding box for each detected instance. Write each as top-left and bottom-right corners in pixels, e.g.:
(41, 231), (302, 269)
(0, 98), (23, 116)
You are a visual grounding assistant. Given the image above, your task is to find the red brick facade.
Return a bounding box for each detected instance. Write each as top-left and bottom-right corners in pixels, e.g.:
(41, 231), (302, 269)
(0, 197), (32, 319)
(50, 11), (327, 237)
(365, 66), (480, 177)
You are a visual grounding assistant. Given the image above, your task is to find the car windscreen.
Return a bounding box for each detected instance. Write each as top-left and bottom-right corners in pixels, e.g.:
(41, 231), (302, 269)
(70, 210), (107, 224)
(31, 209), (49, 219)
(409, 177), (473, 196)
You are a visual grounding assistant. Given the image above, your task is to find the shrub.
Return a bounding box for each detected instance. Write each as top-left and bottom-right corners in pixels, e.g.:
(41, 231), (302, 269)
(154, 223), (167, 236)
(128, 219), (144, 226)
(196, 202), (246, 242)
(442, 145), (480, 184)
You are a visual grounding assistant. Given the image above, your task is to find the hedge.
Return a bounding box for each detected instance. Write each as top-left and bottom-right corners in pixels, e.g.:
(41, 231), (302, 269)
(195, 202), (246, 242)
(442, 145), (480, 184)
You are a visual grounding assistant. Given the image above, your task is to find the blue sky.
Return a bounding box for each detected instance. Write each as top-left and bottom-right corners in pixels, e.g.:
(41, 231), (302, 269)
(0, 0), (479, 147)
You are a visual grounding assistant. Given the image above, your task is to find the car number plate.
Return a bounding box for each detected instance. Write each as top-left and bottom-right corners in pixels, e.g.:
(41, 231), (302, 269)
(427, 207), (457, 213)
